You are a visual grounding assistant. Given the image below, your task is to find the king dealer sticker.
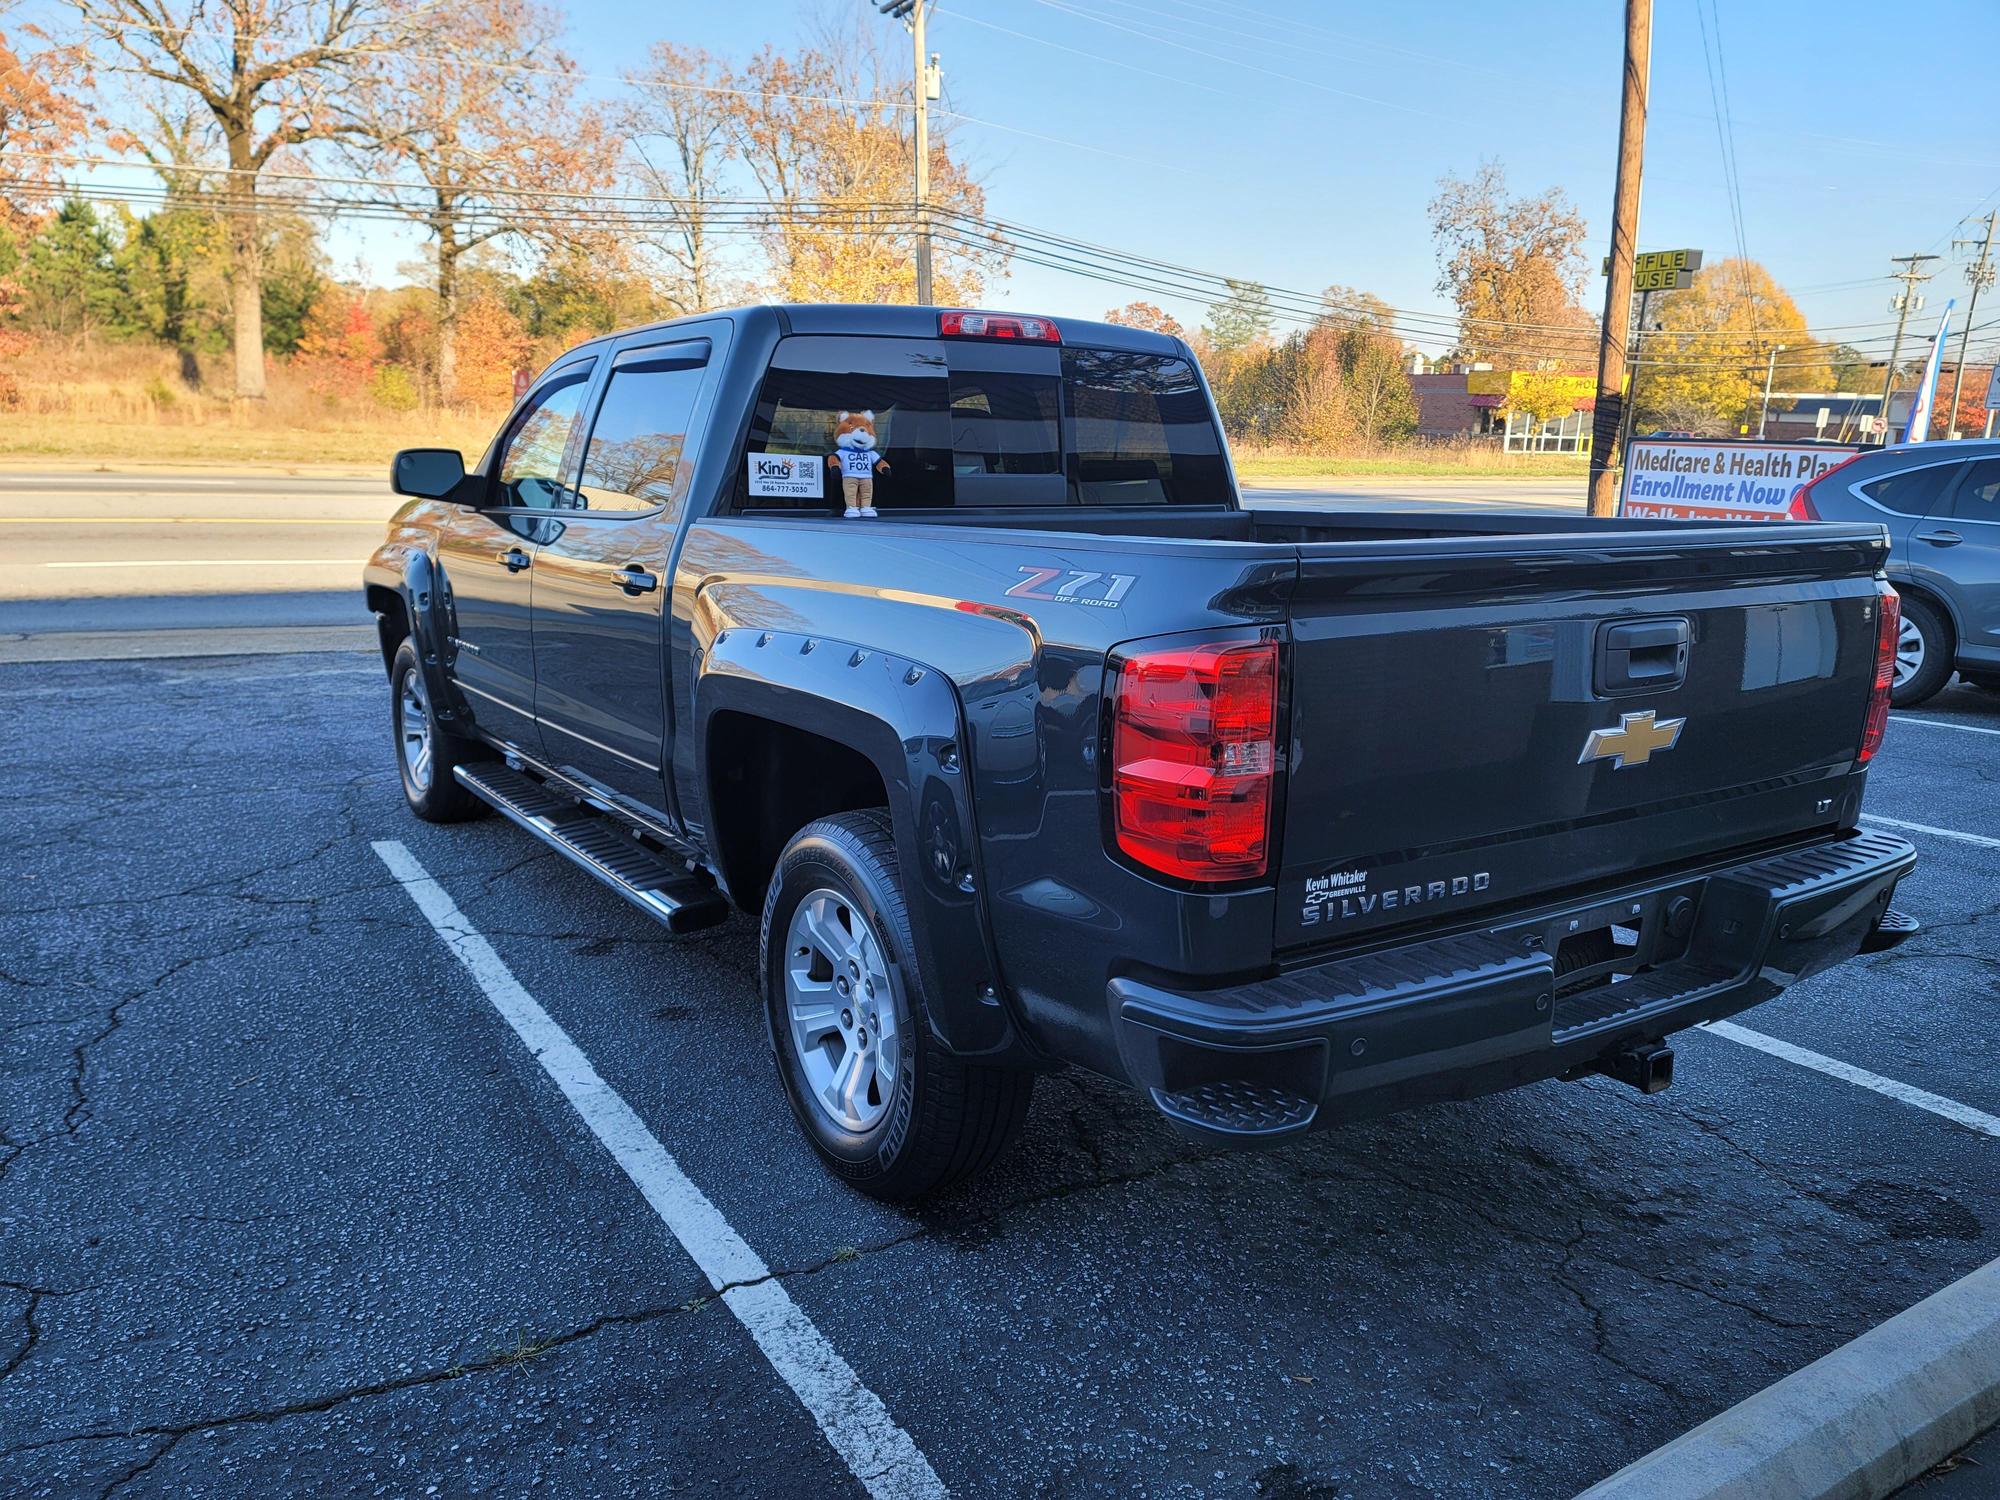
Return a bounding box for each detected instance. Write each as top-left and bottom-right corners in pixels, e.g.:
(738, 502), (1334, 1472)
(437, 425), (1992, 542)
(748, 453), (824, 499)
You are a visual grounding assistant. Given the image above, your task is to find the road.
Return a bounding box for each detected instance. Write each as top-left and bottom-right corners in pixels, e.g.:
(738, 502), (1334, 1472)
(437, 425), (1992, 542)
(0, 470), (1578, 643)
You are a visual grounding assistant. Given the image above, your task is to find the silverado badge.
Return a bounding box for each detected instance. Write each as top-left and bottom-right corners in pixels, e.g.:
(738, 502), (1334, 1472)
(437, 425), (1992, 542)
(1579, 709), (1686, 769)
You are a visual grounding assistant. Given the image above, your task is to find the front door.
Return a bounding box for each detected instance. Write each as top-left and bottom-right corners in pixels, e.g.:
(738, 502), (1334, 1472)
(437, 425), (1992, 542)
(532, 338), (714, 812)
(436, 359), (596, 749)
(1922, 457), (2000, 657)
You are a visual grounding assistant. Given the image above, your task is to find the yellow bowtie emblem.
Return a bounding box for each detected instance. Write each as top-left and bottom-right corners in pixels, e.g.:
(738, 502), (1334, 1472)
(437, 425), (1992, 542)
(1579, 709), (1686, 769)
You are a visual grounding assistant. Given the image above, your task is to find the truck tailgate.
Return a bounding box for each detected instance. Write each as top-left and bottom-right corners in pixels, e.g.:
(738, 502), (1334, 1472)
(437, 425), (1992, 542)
(1277, 523), (1890, 951)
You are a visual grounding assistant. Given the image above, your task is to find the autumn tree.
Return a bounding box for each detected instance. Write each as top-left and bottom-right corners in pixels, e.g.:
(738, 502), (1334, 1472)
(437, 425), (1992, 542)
(69, 0), (420, 398)
(292, 282), (380, 394)
(451, 292), (529, 406)
(1428, 160), (1594, 365)
(1637, 258), (1830, 434)
(0, 9), (96, 222)
(623, 42), (737, 315)
(730, 23), (1004, 305)
(1103, 300), (1184, 337)
(350, 0), (609, 401)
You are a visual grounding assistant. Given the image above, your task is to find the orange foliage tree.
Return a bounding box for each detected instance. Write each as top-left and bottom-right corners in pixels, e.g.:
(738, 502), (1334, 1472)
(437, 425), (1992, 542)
(450, 294), (530, 407)
(292, 286), (382, 395)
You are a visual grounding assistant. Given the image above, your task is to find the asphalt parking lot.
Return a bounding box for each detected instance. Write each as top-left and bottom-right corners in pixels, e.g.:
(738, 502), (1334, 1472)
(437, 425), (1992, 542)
(4, 643), (1999, 1497)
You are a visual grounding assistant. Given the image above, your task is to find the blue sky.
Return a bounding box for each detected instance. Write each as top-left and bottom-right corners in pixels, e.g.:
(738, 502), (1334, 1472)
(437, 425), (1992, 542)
(567, 0), (2000, 358)
(73, 0), (2000, 360)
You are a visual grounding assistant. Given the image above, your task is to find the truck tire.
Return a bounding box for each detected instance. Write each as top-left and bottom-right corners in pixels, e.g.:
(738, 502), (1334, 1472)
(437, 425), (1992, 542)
(1890, 594), (1954, 708)
(390, 637), (488, 823)
(760, 810), (1033, 1200)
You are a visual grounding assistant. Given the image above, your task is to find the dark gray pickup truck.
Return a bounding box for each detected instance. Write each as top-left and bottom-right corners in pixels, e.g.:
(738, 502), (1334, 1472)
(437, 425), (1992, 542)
(365, 303), (1917, 1199)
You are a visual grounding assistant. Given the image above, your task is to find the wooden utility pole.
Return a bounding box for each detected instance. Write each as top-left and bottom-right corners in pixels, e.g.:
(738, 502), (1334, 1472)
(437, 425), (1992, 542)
(1587, 0), (1652, 518)
(911, 0), (935, 306)
(1946, 211), (1997, 436)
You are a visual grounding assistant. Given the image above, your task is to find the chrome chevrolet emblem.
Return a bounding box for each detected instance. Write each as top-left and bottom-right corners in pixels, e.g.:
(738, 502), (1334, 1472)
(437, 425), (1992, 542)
(1580, 709), (1686, 769)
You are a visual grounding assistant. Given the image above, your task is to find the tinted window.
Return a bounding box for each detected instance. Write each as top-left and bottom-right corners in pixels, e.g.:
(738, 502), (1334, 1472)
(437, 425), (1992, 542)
(1944, 459), (2000, 521)
(1859, 460), (1959, 516)
(735, 335), (1227, 511)
(495, 362), (594, 509)
(575, 341), (710, 516)
(1064, 349), (1229, 505)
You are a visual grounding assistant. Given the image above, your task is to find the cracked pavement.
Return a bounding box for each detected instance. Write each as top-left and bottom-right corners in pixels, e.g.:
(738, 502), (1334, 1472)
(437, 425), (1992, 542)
(2, 653), (1997, 1499)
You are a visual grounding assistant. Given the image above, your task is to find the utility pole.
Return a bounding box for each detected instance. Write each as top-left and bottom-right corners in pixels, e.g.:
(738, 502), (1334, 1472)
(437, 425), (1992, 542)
(1879, 253), (1938, 444)
(1946, 211), (1997, 437)
(1757, 343), (1786, 438)
(876, 0), (938, 305)
(1587, 0), (1652, 518)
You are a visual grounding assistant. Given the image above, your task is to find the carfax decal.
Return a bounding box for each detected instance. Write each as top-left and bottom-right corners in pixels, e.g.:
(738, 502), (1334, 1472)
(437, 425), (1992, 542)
(1301, 867), (1491, 925)
(1004, 564), (1137, 609)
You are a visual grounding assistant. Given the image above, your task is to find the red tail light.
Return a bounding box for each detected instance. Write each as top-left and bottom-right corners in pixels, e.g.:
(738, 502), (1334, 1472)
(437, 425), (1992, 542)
(1110, 639), (1279, 881)
(1859, 584), (1899, 765)
(939, 310), (1061, 342)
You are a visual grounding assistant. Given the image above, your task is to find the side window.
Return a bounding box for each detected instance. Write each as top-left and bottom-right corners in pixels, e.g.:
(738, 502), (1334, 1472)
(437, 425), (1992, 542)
(1942, 459), (2000, 522)
(575, 341), (711, 517)
(495, 362), (594, 509)
(1858, 461), (1959, 517)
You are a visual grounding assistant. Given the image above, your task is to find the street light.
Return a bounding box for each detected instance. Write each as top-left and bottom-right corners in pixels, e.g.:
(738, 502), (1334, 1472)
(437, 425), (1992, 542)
(1757, 343), (1787, 439)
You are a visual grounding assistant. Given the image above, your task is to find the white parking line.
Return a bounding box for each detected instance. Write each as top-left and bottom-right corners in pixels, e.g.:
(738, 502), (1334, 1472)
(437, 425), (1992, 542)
(1890, 714), (2000, 738)
(1700, 1021), (2000, 1139)
(371, 840), (947, 1500)
(1861, 813), (2000, 851)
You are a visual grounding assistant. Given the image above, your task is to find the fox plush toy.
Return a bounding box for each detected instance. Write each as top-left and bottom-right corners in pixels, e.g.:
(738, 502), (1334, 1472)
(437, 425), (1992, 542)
(830, 410), (890, 518)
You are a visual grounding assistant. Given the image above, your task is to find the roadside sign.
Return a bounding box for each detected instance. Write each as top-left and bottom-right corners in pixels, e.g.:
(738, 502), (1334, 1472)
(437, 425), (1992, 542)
(1618, 437), (1858, 522)
(511, 367), (531, 402)
(1632, 266), (1696, 292)
(1986, 366), (2000, 410)
(1602, 247), (1704, 277)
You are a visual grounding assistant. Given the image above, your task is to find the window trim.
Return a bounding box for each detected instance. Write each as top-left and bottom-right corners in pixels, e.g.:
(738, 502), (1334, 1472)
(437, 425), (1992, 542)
(487, 356), (598, 512)
(566, 337), (714, 522)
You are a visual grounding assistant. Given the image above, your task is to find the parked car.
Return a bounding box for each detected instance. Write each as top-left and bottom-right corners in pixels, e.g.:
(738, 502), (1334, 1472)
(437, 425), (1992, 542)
(364, 303), (1917, 1199)
(1792, 439), (2000, 705)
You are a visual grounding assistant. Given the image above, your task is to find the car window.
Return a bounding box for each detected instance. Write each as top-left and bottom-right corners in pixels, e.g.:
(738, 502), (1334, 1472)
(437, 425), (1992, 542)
(1857, 460), (1959, 517)
(495, 362), (595, 509)
(1064, 349), (1230, 505)
(574, 341), (711, 517)
(1942, 458), (2000, 522)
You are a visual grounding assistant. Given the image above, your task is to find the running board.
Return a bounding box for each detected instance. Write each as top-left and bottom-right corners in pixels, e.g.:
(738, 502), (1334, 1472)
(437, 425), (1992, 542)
(454, 764), (731, 934)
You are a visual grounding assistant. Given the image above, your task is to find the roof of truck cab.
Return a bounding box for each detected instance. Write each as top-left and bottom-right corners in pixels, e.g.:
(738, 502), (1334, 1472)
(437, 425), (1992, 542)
(565, 303), (1187, 357)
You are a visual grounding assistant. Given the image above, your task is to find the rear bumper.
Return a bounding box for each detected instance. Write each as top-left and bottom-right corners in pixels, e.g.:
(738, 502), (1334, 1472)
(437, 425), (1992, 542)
(1110, 830), (1917, 1144)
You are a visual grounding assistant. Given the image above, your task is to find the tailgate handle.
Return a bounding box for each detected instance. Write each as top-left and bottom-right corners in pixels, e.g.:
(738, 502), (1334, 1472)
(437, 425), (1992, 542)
(1598, 618), (1689, 695)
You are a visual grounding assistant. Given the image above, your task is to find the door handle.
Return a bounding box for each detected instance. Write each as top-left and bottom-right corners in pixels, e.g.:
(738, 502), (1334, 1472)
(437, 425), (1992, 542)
(1915, 529), (1963, 547)
(498, 547), (532, 572)
(614, 565), (659, 595)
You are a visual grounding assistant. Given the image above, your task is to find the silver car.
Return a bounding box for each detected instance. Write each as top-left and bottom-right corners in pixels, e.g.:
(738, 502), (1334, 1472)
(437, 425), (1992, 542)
(1795, 439), (2000, 705)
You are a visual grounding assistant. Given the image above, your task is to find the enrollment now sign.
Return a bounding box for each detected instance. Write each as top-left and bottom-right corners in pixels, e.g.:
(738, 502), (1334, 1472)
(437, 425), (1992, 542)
(1618, 438), (1859, 522)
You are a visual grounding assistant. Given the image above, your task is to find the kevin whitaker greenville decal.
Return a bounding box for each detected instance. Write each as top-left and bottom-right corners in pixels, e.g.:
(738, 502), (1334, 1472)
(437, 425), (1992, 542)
(1302, 867), (1491, 925)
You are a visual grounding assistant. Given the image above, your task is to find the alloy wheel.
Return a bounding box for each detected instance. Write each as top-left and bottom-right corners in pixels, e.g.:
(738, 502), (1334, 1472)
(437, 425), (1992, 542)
(783, 888), (902, 1133)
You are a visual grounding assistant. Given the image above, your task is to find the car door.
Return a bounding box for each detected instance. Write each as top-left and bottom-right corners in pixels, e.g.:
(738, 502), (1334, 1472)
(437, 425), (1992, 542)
(1920, 456), (2000, 657)
(435, 357), (596, 749)
(531, 335), (718, 815)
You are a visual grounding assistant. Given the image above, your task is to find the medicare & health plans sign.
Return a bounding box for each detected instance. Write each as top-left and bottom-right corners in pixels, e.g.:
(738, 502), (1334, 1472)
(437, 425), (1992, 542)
(1618, 438), (1858, 522)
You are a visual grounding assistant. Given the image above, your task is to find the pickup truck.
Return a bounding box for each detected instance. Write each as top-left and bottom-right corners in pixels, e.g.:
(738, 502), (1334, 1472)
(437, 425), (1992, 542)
(365, 303), (1918, 1200)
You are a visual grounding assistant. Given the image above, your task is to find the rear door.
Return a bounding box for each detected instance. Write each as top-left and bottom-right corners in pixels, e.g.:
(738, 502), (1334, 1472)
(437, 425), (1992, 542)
(1274, 526), (1889, 950)
(437, 358), (595, 749)
(531, 335), (718, 815)
(1921, 457), (2000, 657)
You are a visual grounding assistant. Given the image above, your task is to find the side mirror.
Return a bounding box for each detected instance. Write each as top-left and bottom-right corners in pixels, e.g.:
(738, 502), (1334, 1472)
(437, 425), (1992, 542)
(391, 448), (468, 500)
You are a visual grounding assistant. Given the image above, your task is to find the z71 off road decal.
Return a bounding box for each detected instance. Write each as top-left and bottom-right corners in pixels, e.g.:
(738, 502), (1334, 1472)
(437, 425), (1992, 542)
(1004, 565), (1137, 609)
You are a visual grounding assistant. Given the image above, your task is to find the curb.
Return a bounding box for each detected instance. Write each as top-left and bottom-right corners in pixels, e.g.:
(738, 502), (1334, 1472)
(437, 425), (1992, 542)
(0, 626), (377, 663)
(1576, 1255), (2000, 1499)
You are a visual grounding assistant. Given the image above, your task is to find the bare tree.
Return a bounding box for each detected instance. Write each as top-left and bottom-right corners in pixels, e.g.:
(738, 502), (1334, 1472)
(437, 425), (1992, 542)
(68, 0), (416, 396)
(351, 0), (610, 401)
(622, 42), (736, 315)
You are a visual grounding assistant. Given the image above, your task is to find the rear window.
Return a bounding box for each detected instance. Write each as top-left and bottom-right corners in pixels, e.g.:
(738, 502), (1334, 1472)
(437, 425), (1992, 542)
(734, 334), (1228, 512)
